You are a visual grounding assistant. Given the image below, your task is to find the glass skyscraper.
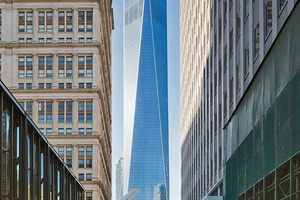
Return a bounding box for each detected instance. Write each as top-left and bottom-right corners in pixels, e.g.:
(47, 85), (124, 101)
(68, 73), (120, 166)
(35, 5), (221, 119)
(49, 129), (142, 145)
(123, 0), (169, 199)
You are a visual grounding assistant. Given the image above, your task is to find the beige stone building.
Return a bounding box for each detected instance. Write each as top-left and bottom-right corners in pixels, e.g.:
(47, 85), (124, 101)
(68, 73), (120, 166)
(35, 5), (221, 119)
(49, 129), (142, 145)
(0, 0), (113, 199)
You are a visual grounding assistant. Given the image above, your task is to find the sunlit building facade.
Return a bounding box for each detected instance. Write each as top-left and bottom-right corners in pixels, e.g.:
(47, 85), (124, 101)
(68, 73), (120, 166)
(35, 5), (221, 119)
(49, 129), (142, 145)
(0, 0), (113, 199)
(180, 0), (298, 199)
(123, 0), (169, 199)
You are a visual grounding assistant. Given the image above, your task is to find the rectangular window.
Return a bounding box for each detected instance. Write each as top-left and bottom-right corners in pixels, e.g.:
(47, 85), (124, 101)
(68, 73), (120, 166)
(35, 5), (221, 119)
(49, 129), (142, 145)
(86, 173), (92, 181)
(38, 101), (52, 123)
(79, 173), (84, 181)
(46, 128), (52, 135)
(38, 11), (53, 32)
(18, 83), (24, 89)
(58, 55), (73, 78)
(254, 23), (260, 60)
(79, 128), (85, 135)
(229, 78), (234, 106)
(78, 100), (93, 123)
(18, 55), (33, 78)
(86, 146), (92, 168)
(78, 55), (93, 77)
(58, 11), (73, 32)
(58, 147), (64, 158)
(266, 0), (272, 37)
(78, 10), (93, 32)
(66, 128), (72, 135)
(18, 11), (33, 32)
(58, 128), (64, 135)
(26, 83), (32, 89)
(229, 29), (233, 56)
(86, 192), (92, 200)
(58, 101), (73, 123)
(66, 146), (72, 168)
(78, 146), (84, 168)
(38, 55), (53, 78)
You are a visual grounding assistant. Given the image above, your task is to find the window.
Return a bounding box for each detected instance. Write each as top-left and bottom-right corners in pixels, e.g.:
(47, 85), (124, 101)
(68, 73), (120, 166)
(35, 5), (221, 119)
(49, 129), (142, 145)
(58, 147), (64, 158)
(58, 55), (73, 77)
(86, 191), (92, 200)
(224, 91), (228, 117)
(78, 146), (84, 168)
(46, 38), (52, 43)
(86, 173), (92, 181)
(39, 56), (53, 78)
(244, 0), (249, 20)
(86, 38), (92, 43)
(26, 83), (32, 89)
(66, 146), (72, 168)
(66, 38), (72, 43)
(86, 83), (92, 88)
(78, 146), (92, 168)
(58, 101), (73, 123)
(279, 0), (287, 12)
(0, 10), (2, 41)
(78, 100), (93, 123)
(86, 128), (92, 135)
(266, 0), (272, 37)
(20, 101), (33, 118)
(18, 83), (25, 89)
(79, 83), (85, 88)
(18, 56), (33, 78)
(59, 83), (64, 89)
(78, 10), (93, 32)
(38, 83), (44, 89)
(66, 83), (72, 89)
(38, 11), (53, 32)
(38, 101), (52, 123)
(46, 128), (52, 135)
(26, 38), (32, 43)
(46, 83), (52, 89)
(39, 38), (45, 43)
(86, 146), (92, 168)
(18, 11), (33, 32)
(254, 23), (260, 60)
(79, 37), (85, 43)
(66, 128), (72, 135)
(59, 38), (64, 43)
(79, 128), (85, 135)
(19, 38), (25, 43)
(79, 173), (84, 181)
(78, 55), (93, 77)
(58, 11), (73, 32)
(58, 128), (64, 135)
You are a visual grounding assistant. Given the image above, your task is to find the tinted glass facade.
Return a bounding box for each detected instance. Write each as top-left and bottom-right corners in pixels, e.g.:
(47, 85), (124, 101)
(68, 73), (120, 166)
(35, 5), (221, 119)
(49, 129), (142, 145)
(123, 0), (169, 199)
(0, 80), (84, 200)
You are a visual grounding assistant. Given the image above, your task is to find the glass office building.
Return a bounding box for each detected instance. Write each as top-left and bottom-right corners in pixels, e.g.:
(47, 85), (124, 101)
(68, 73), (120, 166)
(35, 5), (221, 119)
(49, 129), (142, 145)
(0, 79), (84, 200)
(123, 0), (169, 199)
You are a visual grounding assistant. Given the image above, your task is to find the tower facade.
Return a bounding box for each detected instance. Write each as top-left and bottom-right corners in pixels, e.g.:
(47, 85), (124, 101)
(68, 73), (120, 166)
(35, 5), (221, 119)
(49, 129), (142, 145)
(180, 0), (297, 199)
(116, 157), (124, 200)
(123, 0), (169, 199)
(0, 0), (113, 199)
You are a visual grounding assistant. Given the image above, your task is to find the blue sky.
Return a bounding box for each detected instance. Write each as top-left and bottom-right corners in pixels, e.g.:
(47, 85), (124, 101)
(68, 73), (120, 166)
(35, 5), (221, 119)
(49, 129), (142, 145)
(111, 0), (180, 199)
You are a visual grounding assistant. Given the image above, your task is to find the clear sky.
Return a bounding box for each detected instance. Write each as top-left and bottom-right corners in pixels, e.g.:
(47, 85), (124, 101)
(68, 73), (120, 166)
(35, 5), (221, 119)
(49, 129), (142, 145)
(111, 0), (180, 200)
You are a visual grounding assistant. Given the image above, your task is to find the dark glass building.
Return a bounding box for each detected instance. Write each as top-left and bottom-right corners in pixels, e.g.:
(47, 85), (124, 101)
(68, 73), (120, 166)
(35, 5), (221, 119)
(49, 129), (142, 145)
(0, 79), (84, 200)
(123, 0), (169, 199)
